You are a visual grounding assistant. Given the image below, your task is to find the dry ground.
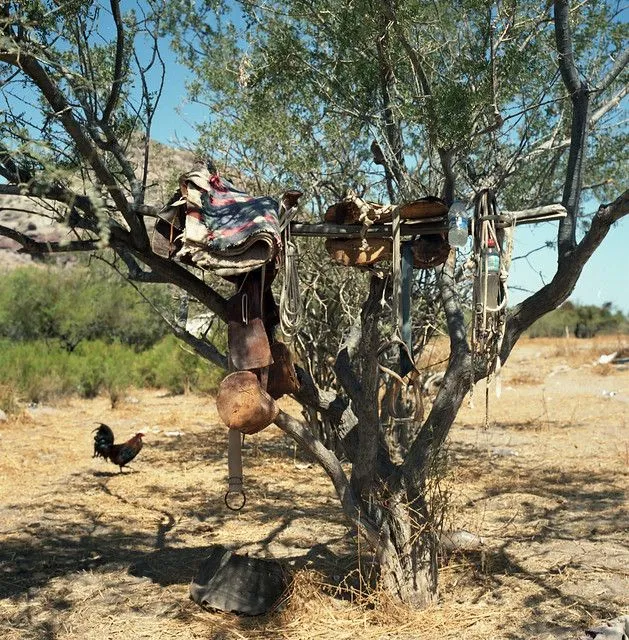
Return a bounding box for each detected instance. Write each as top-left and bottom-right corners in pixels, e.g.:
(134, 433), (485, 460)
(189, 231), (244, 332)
(0, 336), (627, 639)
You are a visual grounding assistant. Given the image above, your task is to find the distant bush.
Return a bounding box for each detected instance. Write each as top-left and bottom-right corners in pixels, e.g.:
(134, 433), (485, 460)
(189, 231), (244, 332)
(526, 302), (629, 338)
(136, 334), (224, 395)
(0, 264), (226, 405)
(0, 336), (224, 404)
(0, 265), (174, 350)
(0, 340), (77, 403)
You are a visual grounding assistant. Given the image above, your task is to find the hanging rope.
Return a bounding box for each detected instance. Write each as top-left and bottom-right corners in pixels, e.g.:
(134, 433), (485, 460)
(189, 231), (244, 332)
(279, 213), (302, 340)
(377, 337), (423, 425)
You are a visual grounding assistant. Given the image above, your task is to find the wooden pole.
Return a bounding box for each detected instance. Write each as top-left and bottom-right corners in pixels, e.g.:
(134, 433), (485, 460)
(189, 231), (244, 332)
(289, 206), (566, 239)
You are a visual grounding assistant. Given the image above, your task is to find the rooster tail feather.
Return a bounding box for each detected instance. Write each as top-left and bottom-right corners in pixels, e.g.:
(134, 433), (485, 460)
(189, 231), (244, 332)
(93, 423), (115, 459)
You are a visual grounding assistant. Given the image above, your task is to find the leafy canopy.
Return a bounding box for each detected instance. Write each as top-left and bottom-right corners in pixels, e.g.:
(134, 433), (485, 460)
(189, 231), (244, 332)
(166, 0), (627, 210)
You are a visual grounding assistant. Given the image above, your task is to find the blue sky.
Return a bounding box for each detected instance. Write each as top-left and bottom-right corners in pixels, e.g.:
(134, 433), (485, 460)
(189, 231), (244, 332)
(508, 217), (629, 314)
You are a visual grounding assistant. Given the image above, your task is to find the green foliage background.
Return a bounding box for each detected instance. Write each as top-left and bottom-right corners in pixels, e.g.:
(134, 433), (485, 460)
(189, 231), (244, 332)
(0, 265), (224, 411)
(526, 301), (629, 338)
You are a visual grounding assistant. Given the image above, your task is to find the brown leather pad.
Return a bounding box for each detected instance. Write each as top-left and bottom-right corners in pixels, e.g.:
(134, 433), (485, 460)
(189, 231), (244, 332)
(217, 371), (279, 435)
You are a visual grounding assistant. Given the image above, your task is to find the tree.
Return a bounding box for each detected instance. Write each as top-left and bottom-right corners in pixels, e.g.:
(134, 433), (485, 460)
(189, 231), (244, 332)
(1, 0), (627, 608)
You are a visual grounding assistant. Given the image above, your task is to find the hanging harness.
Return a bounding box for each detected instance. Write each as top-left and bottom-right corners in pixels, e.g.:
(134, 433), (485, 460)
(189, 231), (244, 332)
(470, 189), (515, 421)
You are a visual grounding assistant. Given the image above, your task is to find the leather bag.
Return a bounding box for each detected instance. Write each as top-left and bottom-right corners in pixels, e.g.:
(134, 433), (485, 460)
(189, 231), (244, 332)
(267, 342), (300, 399)
(325, 237), (392, 267)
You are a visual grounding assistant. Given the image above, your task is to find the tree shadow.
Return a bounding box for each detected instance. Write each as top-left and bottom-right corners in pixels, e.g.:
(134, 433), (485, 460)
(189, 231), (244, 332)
(0, 462), (351, 602)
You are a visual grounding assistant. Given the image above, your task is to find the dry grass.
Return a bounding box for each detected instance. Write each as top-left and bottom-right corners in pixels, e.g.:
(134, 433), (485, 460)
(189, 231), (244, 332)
(1, 337), (628, 640)
(545, 335), (628, 366)
(0, 384), (23, 417)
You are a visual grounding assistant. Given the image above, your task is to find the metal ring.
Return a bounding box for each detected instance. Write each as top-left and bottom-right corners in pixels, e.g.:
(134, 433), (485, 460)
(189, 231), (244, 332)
(224, 490), (246, 511)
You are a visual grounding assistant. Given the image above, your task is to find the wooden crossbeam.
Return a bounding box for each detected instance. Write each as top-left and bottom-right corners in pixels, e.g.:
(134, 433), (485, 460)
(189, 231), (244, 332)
(289, 204), (567, 238)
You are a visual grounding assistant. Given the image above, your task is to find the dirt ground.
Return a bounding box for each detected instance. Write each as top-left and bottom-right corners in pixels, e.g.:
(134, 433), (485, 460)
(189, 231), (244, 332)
(0, 336), (627, 639)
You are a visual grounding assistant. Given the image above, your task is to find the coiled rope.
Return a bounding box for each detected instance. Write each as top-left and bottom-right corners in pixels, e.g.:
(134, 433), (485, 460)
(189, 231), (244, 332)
(279, 212), (302, 340)
(470, 189), (516, 421)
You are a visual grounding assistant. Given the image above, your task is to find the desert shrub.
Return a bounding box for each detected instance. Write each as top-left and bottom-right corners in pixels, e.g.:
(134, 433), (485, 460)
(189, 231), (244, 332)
(73, 341), (138, 402)
(0, 339), (137, 403)
(527, 302), (629, 338)
(136, 335), (223, 394)
(0, 340), (76, 403)
(0, 264), (174, 350)
(0, 333), (224, 404)
(0, 264), (226, 400)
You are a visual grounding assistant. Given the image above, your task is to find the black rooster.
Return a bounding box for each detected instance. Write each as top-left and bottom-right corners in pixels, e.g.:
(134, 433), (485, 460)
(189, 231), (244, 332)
(93, 423), (144, 472)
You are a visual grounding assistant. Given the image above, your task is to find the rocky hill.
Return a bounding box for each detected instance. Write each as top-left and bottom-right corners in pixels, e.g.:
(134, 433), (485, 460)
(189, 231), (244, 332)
(0, 140), (197, 269)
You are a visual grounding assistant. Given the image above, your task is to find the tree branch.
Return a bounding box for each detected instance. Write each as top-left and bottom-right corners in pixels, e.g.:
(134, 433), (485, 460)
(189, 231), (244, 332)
(438, 148), (455, 205)
(100, 0), (126, 126)
(350, 274), (388, 495)
(554, 0), (582, 96)
(379, 0), (430, 96)
(99, 251), (229, 370)
(0, 49), (149, 247)
(501, 189), (629, 358)
(170, 322), (228, 370)
(0, 224), (99, 254)
(274, 410), (381, 545)
(375, 11), (409, 198)
(436, 255), (469, 356)
(527, 85), (627, 159)
(108, 227), (228, 322)
(589, 85), (628, 127)
(0, 142), (33, 183)
(0, 183), (99, 231)
(117, 247), (171, 283)
(553, 0), (590, 259)
(334, 317), (365, 405)
(394, 253), (470, 488)
(595, 47), (629, 94)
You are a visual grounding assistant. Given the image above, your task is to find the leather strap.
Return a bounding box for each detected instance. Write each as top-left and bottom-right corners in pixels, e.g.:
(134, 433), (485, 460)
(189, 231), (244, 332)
(225, 429), (246, 511)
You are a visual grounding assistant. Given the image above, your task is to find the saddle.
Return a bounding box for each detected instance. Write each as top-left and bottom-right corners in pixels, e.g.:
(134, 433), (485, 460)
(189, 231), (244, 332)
(152, 164), (302, 438)
(323, 193), (450, 269)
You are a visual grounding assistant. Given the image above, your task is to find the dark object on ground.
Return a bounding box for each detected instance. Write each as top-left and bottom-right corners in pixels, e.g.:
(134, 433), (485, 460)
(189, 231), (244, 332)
(92, 423), (144, 472)
(190, 545), (289, 615)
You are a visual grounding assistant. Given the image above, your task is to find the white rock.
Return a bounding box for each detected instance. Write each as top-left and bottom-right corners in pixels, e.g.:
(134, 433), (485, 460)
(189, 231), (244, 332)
(597, 352), (618, 365)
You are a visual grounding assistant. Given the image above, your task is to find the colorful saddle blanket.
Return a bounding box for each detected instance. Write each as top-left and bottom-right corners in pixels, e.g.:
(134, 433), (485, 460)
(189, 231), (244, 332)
(154, 165), (281, 277)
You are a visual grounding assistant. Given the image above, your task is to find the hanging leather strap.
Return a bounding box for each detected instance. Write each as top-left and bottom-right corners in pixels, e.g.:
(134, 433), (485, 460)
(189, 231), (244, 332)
(224, 267), (271, 512)
(400, 240), (415, 377)
(224, 342), (246, 511)
(225, 429), (246, 511)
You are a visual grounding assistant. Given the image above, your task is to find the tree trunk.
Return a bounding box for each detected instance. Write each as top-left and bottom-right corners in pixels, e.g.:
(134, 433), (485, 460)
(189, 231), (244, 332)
(373, 491), (438, 607)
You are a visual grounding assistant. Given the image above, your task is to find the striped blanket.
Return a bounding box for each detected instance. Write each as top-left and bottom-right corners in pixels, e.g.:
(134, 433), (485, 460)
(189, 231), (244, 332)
(176, 166), (281, 276)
